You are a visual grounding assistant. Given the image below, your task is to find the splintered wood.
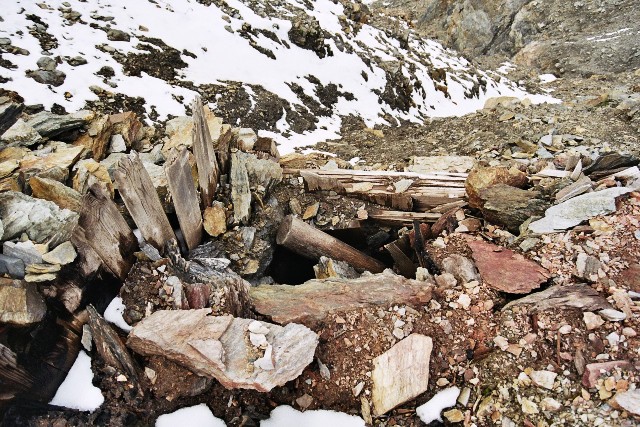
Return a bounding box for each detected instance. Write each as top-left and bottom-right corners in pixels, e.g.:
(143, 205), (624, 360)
(113, 152), (175, 251)
(165, 149), (203, 251)
(192, 96), (220, 207)
(79, 184), (137, 281)
(289, 168), (467, 212)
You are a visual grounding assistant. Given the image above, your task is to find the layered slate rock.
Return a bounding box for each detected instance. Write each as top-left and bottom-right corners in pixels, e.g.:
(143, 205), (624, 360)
(465, 165), (527, 209)
(0, 278), (46, 325)
(250, 270), (433, 326)
(127, 309), (318, 392)
(468, 240), (549, 294)
(479, 184), (549, 232)
(529, 187), (631, 233)
(25, 110), (90, 139)
(371, 334), (433, 415)
(0, 191), (78, 247)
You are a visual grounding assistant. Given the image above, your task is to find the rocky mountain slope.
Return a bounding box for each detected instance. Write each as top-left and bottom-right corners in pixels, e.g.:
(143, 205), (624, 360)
(1, 0), (554, 153)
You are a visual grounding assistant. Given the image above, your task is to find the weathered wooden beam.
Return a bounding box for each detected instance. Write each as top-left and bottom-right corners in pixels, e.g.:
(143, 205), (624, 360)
(291, 168), (467, 212)
(384, 241), (416, 279)
(276, 215), (386, 273)
(79, 184), (137, 281)
(368, 209), (441, 226)
(70, 225), (104, 278)
(165, 148), (203, 251)
(192, 96), (219, 207)
(87, 306), (140, 391)
(113, 152), (175, 251)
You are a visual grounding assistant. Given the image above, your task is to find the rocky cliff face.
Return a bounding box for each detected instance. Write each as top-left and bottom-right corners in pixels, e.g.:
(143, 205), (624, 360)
(385, 0), (640, 76)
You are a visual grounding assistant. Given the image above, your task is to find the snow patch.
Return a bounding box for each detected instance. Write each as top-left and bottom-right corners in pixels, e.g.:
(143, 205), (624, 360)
(260, 405), (365, 427)
(538, 74), (557, 84)
(415, 387), (461, 424)
(104, 296), (133, 332)
(156, 404), (226, 427)
(50, 351), (104, 412)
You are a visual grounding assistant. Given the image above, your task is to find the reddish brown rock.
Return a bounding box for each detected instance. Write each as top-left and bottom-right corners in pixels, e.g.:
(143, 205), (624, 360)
(468, 240), (549, 294)
(185, 283), (210, 309)
(582, 361), (631, 388)
(465, 165), (527, 209)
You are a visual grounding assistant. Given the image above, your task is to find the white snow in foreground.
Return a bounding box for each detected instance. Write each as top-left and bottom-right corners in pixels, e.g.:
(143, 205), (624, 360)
(156, 404), (226, 427)
(104, 296), (133, 332)
(415, 387), (460, 424)
(1, 0), (557, 154)
(260, 406), (365, 427)
(539, 74), (558, 84)
(50, 350), (104, 412)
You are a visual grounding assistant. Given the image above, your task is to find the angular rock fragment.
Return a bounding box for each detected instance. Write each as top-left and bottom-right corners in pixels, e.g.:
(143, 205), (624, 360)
(465, 165), (527, 209)
(203, 202), (227, 237)
(1, 119), (42, 147)
(250, 270), (432, 326)
(582, 361), (631, 388)
(503, 284), (612, 312)
(479, 184), (549, 232)
(0, 191), (79, 247)
(29, 176), (83, 212)
(42, 241), (77, 265)
(0, 98), (23, 136)
(3, 241), (43, 265)
(529, 187), (631, 233)
(441, 254), (479, 284)
(371, 334), (432, 415)
(19, 145), (84, 175)
(127, 309), (318, 392)
(468, 240), (548, 294)
(25, 110), (89, 139)
(0, 254), (25, 279)
(610, 389), (640, 416)
(0, 278), (46, 325)
(313, 256), (359, 280)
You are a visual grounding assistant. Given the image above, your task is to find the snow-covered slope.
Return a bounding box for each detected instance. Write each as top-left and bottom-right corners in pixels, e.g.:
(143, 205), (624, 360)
(0, 0), (555, 152)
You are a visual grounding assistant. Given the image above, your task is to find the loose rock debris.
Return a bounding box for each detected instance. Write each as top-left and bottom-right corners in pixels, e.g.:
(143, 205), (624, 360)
(0, 94), (639, 427)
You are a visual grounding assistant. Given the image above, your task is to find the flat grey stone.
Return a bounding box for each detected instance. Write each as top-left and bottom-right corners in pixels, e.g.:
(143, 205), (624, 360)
(3, 241), (43, 265)
(0, 254), (25, 279)
(42, 241), (77, 265)
(529, 187), (631, 234)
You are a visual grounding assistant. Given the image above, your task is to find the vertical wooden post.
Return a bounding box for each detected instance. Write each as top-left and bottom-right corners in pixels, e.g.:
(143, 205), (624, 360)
(165, 148), (203, 251)
(192, 96), (219, 207)
(113, 152), (175, 251)
(79, 184), (137, 281)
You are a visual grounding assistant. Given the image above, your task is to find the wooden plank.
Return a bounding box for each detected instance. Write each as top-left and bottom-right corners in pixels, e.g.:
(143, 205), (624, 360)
(294, 168), (467, 212)
(113, 152), (175, 251)
(79, 184), (137, 281)
(368, 209), (441, 226)
(192, 96), (219, 207)
(277, 215), (386, 273)
(165, 148), (203, 251)
(71, 225), (104, 278)
(384, 241), (416, 279)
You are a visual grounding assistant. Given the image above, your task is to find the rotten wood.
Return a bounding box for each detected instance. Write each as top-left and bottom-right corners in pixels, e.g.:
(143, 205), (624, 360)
(368, 209), (441, 226)
(165, 148), (203, 251)
(276, 215), (386, 273)
(87, 305), (140, 391)
(384, 240), (416, 279)
(113, 152), (175, 251)
(0, 343), (34, 401)
(288, 168), (467, 212)
(79, 184), (137, 281)
(71, 225), (104, 278)
(215, 125), (233, 176)
(192, 96), (219, 207)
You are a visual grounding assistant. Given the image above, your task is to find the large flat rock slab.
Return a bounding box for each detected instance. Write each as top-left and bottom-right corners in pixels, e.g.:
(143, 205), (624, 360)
(468, 240), (549, 294)
(249, 271), (433, 326)
(372, 334), (433, 415)
(127, 309), (318, 392)
(0, 278), (46, 325)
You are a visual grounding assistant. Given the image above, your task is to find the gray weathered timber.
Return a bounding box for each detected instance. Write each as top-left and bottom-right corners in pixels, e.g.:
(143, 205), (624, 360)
(165, 148), (203, 251)
(276, 215), (386, 273)
(113, 152), (175, 251)
(79, 184), (137, 281)
(192, 96), (219, 207)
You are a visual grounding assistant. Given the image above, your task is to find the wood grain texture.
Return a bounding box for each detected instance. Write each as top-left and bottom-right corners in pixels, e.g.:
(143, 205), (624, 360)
(192, 96), (219, 207)
(276, 215), (385, 273)
(113, 151), (175, 251)
(79, 184), (137, 281)
(165, 148), (203, 251)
